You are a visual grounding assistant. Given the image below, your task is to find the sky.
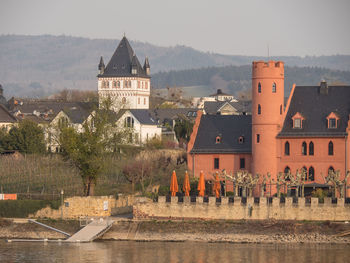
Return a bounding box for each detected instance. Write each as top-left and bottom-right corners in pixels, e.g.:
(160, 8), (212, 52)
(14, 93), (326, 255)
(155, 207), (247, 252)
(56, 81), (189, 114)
(1, 0), (350, 56)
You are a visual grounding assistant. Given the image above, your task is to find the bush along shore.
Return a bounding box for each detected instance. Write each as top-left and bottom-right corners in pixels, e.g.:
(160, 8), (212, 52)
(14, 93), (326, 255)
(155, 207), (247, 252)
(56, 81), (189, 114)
(1, 218), (350, 244)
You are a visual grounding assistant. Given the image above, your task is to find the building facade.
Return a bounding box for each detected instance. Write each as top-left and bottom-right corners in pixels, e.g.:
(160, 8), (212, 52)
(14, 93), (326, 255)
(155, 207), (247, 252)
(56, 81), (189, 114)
(97, 37), (151, 112)
(188, 60), (350, 196)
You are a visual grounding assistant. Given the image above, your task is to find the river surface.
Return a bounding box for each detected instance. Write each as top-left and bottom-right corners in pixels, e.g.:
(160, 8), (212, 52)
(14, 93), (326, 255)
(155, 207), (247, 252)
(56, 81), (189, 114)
(0, 240), (349, 263)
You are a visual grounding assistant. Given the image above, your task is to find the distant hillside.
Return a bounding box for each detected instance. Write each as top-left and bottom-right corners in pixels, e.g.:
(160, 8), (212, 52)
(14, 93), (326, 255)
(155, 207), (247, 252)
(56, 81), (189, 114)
(152, 65), (350, 97)
(0, 35), (350, 98)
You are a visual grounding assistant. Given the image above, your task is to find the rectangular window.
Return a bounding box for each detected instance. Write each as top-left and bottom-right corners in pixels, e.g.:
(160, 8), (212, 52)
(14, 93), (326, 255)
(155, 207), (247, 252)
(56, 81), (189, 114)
(214, 158), (219, 169)
(240, 158), (245, 169)
(294, 118), (301, 128)
(329, 118), (336, 128)
(256, 134), (260, 143)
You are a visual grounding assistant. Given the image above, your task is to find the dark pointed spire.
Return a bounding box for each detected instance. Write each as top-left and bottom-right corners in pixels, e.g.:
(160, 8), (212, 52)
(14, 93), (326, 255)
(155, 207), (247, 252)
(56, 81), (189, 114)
(98, 56), (105, 74)
(143, 57), (150, 76)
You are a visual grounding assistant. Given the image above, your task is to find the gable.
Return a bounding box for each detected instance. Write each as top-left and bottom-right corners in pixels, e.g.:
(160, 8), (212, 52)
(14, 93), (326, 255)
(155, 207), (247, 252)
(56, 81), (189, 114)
(218, 102), (238, 115)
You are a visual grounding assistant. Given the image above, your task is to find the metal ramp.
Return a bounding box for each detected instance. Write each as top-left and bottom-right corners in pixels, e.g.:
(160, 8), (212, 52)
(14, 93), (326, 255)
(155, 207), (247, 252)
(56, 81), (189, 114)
(66, 218), (114, 242)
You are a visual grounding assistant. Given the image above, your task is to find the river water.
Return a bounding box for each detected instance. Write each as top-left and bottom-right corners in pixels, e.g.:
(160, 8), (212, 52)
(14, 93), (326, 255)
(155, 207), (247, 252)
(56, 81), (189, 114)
(0, 240), (349, 263)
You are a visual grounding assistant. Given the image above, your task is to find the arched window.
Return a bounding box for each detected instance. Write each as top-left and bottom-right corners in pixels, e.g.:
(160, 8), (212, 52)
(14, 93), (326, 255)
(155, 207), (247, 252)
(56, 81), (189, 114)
(272, 82), (276, 93)
(113, 81), (116, 88)
(284, 166), (290, 174)
(309, 142), (314, 156)
(328, 166), (335, 175)
(284, 141), (290, 156)
(258, 82), (261, 93)
(302, 142), (307, 155)
(122, 97), (126, 104)
(308, 167), (315, 181)
(280, 105), (282, 115)
(258, 104), (261, 115)
(328, 141), (334, 155)
(117, 81), (120, 88)
(124, 117), (134, 128)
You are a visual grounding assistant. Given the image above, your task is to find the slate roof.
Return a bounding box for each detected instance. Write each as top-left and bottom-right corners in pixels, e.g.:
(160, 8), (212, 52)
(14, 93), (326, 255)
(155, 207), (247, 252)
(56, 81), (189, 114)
(203, 101), (251, 115)
(0, 104), (16, 123)
(117, 109), (157, 125)
(209, 89), (232, 97)
(190, 115), (252, 154)
(98, 37), (149, 78)
(63, 106), (91, 124)
(150, 108), (199, 124)
(278, 85), (350, 137)
(8, 99), (94, 124)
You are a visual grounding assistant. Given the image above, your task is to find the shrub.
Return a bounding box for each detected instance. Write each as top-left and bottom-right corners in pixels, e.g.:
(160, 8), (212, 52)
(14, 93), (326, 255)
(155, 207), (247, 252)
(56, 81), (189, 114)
(0, 200), (60, 218)
(158, 185), (170, 196)
(311, 188), (329, 202)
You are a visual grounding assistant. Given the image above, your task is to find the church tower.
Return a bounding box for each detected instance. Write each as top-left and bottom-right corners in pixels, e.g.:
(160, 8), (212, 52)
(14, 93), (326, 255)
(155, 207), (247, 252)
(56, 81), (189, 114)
(97, 36), (151, 111)
(251, 61), (284, 194)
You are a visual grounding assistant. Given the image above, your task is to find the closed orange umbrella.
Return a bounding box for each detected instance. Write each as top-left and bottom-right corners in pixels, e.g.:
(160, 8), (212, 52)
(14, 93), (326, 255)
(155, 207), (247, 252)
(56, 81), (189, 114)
(197, 170), (205, 197)
(170, 170), (178, 196)
(183, 171), (191, 196)
(213, 172), (221, 198)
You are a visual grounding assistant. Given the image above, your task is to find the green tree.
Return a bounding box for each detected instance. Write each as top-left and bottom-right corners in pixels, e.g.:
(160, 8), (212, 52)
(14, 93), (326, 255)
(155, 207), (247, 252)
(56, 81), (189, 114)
(4, 120), (46, 154)
(174, 119), (194, 142)
(59, 98), (124, 196)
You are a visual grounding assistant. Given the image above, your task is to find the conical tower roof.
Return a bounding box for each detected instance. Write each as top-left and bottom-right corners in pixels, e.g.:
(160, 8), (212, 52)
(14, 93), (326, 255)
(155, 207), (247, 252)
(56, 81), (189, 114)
(98, 36), (149, 78)
(143, 56), (150, 69)
(98, 56), (105, 70)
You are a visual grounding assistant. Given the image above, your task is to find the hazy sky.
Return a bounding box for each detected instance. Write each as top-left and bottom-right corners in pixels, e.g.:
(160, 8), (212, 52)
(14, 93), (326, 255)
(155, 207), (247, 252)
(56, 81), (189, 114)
(1, 0), (349, 56)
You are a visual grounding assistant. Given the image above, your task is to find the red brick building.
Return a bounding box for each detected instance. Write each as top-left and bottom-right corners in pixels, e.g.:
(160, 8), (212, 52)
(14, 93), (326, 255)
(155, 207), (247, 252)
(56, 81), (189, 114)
(187, 60), (350, 196)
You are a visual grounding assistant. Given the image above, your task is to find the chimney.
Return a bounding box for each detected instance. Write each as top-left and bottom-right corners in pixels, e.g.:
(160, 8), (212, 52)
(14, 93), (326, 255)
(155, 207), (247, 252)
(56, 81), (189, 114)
(320, 80), (328, 95)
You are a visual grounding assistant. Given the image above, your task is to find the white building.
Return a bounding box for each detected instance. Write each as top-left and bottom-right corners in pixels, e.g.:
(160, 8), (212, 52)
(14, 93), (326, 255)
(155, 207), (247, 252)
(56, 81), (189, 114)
(116, 109), (161, 145)
(97, 36), (151, 112)
(192, 89), (237, 109)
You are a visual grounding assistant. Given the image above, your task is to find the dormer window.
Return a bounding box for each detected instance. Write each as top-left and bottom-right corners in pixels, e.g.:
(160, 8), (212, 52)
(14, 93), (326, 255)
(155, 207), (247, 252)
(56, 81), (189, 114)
(292, 112), (305, 129)
(294, 119), (301, 128)
(238, 136), (244, 144)
(327, 112), (339, 129)
(329, 118), (336, 128)
(132, 68), (137, 75)
(216, 136), (221, 144)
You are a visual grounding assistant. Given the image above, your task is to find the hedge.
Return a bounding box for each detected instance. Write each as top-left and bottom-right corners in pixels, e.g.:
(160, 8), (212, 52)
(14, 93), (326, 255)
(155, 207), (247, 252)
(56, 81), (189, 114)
(0, 200), (60, 218)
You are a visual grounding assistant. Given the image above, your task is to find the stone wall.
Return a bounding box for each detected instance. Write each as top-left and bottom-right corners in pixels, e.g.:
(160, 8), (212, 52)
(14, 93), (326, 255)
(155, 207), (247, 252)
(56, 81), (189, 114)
(133, 196), (350, 221)
(32, 195), (134, 219)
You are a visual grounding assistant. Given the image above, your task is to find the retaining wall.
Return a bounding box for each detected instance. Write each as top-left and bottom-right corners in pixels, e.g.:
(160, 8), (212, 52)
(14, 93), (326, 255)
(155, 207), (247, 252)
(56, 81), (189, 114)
(133, 196), (350, 221)
(32, 195), (134, 219)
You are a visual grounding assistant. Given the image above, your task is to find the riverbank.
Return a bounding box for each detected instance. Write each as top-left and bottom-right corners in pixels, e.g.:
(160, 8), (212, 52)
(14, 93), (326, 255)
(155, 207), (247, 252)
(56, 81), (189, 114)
(1, 218), (350, 244)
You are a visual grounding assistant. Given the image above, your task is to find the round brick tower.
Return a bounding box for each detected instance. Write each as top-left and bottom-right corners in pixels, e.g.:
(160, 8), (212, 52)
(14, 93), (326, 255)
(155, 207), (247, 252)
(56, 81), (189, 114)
(252, 61), (284, 195)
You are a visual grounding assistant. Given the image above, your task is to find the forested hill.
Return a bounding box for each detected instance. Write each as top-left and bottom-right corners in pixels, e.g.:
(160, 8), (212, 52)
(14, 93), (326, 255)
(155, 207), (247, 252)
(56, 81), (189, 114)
(0, 35), (350, 98)
(151, 65), (350, 97)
